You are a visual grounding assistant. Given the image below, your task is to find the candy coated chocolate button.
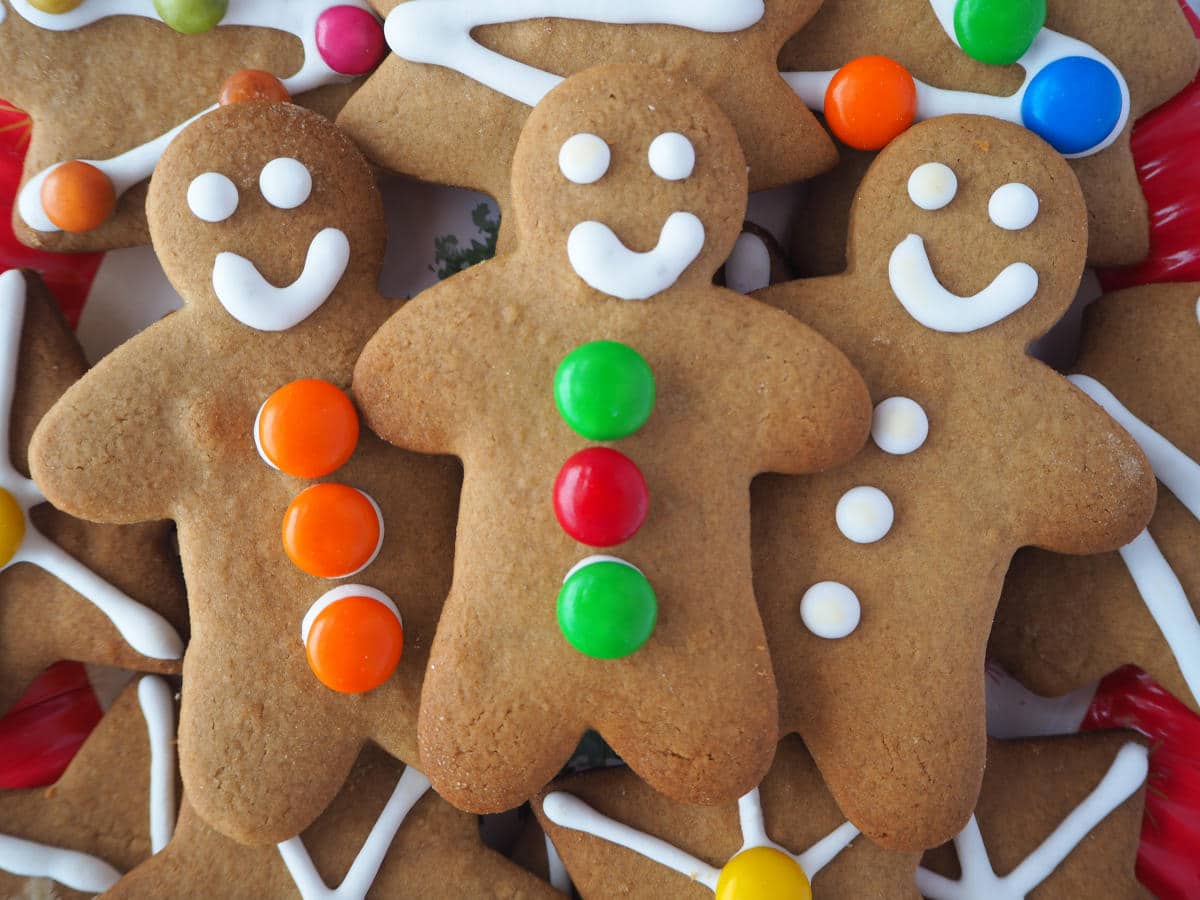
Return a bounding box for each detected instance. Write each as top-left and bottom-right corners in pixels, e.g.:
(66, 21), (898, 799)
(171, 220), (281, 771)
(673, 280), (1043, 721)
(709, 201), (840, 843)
(219, 69), (291, 106)
(41, 162), (116, 234)
(315, 5), (386, 75)
(283, 484), (382, 579)
(554, 341), (655, 441)
(0, 488), (25, 567)
(1021, 56), (1123, 155)
(953, 0), (1046, 66)
(304, 592), (403, 694)
(715, 847), (812, 900)
(255, 379), (359, 478)
(553, 448), (649, 547)
(153, 0), (228, 33)
(557, 557), (656, 659)
(824, 56), (917, 151)
(27, 0), (84, 12)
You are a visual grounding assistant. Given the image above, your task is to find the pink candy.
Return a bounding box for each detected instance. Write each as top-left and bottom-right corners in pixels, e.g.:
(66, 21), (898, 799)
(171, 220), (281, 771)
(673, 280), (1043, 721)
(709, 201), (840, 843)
(315, 5), (385, 76)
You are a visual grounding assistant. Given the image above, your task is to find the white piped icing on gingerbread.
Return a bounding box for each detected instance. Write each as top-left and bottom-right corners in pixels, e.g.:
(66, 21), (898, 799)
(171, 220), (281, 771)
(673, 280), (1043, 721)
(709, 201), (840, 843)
(872, 397), (929, 455)
(835, 486), (894, 544)
(568, 213), (705, 301)
(989, 183), (1040, 231)
(907, 162), (958, 211)
(800, 581), (861, 640)
(558, 134), (611, 185)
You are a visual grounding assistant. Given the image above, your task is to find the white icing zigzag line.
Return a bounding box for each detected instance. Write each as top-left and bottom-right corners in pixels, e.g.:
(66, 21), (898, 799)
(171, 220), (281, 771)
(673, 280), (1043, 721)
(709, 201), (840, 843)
(0, 271), (183, 659)
(137, 676), (178, 854)
(916, 742), (1149, 900)
(541, 786), (860, 893)
(276, 766), (432, 900)
(888, 234), (1038, 333)
(10, 0), (374, 233)
(1070, 374), (1200, 706)
(568, 213), (706, 302)
(0, 834), (122, 894)
(385, 0), (765, 108)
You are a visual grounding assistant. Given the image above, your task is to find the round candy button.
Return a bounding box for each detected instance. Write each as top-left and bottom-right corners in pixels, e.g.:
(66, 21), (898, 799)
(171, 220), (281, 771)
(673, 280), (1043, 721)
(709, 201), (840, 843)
(315, 5), (386, 76)
(553, 447), (649, 548)
(953, 0), (1046, 66)
(283, 484), (383, 579)
(557, 557), (657, 659)
(153, 0), (228, 34)
(219, 70), (291, 106)
(715, 847), (812, 900)
(27, 0), (84, 12)
(255, 379), (359, 478)
(824, 56), (918, 151)
(303, 586), (403, 694)
(1021, 56), (1124, 155)
(554, 341), (655, 441)
(40, 161), (116, 234)
(0, 488), (25, 567)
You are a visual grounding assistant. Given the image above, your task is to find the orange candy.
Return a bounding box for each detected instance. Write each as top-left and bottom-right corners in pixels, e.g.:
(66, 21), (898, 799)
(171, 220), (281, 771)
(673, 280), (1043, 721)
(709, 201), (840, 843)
(219, 69), (292, 106)
(304, 591), (403, 694)
(283, 483), (382, 579)
(824, 55), (918, 151)
(256, 379), (359, 478)
(40, 161), (116, 233)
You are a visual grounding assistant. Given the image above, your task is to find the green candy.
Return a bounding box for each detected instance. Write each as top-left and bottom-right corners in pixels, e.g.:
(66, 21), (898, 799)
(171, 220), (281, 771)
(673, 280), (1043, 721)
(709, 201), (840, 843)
(154, 0), (227, 34)
(558, 559), (657, 659)
(554, 341), (655, 441)
(953, 0), (1046, 66)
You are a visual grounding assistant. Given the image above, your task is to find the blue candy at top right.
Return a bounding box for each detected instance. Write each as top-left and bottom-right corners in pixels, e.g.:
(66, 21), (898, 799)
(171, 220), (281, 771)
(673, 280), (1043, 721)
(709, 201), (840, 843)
(1021, 55), (1126, 155)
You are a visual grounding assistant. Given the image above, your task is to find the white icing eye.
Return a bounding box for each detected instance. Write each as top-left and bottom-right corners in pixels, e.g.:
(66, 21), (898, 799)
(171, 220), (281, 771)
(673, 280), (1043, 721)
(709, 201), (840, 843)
(260, 158), (313, 210)
(800, 582), (861, 640)
(558, 134), (611, 185)
(989, 183), (1039, 231)
(907, 162), (957, 211)
(187, 172), (239, 223)
(835, 486), (894, 544)
(871, 397), (929, 455)
(648, 132), (695, 182)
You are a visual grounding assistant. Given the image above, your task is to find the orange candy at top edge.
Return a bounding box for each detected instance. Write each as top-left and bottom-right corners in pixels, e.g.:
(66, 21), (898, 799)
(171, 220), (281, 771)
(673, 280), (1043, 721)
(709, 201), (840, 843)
(40, 161), (116, 233)
(305, 593), (404, 694)
(219, 69), (292, 106)
(256, 379), (359, 479)
(824, 55), (919, 151)
(283, 483), (382, 579)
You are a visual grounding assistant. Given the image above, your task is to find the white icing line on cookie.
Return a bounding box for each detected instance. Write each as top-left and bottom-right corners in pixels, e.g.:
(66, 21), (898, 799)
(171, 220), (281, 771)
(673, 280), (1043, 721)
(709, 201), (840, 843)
(888, 234), (1038, 333)
(544, 834), (572, 894)
(277, 765), (431, 900)
(212, 227), (349, 331)
(916, 742), (1148, 899)
(137, 675), (177, 854)
(568, 212), (705, 301)
(0, 270), (183, 660)
(0, 834), (122, 894)
(384, 0), (765, 108)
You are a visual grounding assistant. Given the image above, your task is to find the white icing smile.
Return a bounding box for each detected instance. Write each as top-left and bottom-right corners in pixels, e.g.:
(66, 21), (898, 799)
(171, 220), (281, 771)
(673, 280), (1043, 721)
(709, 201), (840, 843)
(567, 213), (705, 301)
(888, 234), (1038, 334)
(211, 227), (350, 332)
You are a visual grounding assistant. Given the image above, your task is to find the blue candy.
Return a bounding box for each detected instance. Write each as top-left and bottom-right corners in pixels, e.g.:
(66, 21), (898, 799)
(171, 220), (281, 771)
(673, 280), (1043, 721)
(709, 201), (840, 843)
(1021, 56), (1123, 155)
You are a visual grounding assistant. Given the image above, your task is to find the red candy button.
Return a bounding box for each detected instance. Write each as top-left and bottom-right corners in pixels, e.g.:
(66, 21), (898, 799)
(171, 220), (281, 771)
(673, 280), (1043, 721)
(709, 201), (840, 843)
(303, 587), (403, 694)
(283, 483), (383, 579)
(825, 55), (919, 151)
(315, 6), (386, 76)
(554, 447), (649, 548)
(255, 379), (359, 478)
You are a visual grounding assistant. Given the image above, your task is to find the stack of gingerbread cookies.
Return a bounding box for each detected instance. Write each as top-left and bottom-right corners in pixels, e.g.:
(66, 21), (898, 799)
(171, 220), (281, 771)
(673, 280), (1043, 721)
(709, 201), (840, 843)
(1, 0), (1198, 897)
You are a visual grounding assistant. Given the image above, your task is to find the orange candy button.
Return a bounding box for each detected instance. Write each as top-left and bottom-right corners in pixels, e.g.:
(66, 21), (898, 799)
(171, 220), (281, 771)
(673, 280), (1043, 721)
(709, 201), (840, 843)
(283, 484), (382, 579)
(41, 161), (117, 233)
(304, 588), (403, 694)
(256, 379), (359, 478)
(219, 69), (291, 106)
(824, 55), (918, 151)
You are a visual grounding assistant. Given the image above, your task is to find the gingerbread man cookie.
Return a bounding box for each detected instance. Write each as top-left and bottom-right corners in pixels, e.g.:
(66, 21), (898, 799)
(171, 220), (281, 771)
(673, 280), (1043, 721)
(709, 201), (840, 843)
(993, 282), (1200, 715)
(29, 98), (461, 845)
(0, 268), (186, 716)
(353, 64), (872, 815)
(751, 114), (1156, 850)
(337, 0), (836, 245)
(780, 0), (1199, 271)
(0, 0), (387, 252)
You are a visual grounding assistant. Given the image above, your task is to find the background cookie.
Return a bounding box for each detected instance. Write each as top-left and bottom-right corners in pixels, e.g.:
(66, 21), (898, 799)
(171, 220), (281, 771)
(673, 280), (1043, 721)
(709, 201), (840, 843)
(752, 114), (1156, 849)
(992, 282), (1200, 714)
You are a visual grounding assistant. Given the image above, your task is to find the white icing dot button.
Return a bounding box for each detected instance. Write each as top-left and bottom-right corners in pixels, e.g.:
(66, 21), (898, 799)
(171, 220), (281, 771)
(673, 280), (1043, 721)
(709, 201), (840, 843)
(187, 172), (238, 223)
(989, 183), (1039, 231)
(801, 582), (861, 640)
(559, 133), (611, 185)
(835, 486), (894, 544)
(907, 162), (957, 211)
(260, 158), (313, 210)
(871, 397), (929, 455)
(648, 132), (695, 182)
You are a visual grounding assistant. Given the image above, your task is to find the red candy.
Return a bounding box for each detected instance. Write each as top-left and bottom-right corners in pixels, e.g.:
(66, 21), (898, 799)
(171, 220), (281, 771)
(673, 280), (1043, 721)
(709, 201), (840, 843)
(315, 6), (386, 76)
(824, 55), (918, 151)
(553, 447), (649, 548)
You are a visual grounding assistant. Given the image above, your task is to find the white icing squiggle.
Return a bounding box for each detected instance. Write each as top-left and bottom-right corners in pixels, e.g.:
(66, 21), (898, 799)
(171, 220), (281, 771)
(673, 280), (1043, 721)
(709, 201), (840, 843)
(916, 742), (1149, 899)
(385, 0), (765, 108)
(888, 234), (1038, 333)
(277, 766), (432, 900)
(0, 834), (122, 894)
(137, 676), (178, 854)
(567, 213), (705, 301)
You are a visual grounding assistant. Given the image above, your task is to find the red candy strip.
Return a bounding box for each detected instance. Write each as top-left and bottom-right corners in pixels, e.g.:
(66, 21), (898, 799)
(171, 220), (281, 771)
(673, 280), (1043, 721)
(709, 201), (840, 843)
(0, 661), (103, 789)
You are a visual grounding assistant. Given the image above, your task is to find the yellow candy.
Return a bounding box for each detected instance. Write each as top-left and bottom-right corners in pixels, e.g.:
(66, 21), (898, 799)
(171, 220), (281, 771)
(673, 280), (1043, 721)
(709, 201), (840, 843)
(715, 847), (812, 900)
(27, 0), (85, 13)
(0, 488), (26, 567)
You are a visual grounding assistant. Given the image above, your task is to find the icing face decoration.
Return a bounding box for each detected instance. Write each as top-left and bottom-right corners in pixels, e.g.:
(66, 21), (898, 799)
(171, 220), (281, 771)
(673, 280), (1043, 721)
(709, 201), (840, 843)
(0, 272), (183, 661)
(543, 786), (860, 899)
(782, 0), (1129, 157)
(889, 162), (1041, 334)
(10, 0), (385, 234)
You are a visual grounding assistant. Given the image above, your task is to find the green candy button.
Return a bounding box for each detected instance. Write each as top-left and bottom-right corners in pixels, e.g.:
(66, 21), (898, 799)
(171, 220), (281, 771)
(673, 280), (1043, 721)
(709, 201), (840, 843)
(953, 0), (1046, 66)
(558, 558), (657, 659)
(154, 0), (228, 34)
(554, 341), (655, 441)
